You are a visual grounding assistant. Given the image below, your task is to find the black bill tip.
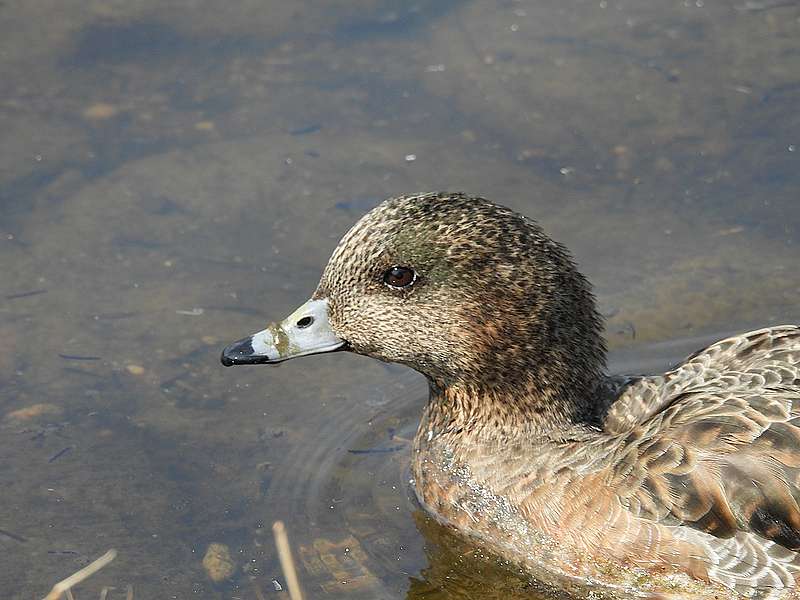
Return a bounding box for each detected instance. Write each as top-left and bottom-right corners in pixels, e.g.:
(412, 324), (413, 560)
(220, 337), (273, 366)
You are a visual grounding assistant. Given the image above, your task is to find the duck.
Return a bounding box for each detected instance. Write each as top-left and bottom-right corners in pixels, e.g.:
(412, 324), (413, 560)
(221, 192), (800, 599)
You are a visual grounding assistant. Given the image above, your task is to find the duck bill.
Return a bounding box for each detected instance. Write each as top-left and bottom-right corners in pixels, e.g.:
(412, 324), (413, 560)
(220, 298), (345, 366)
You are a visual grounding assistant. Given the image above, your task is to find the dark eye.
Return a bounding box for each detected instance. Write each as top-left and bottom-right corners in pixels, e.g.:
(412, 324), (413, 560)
(383, 266), (417, 289)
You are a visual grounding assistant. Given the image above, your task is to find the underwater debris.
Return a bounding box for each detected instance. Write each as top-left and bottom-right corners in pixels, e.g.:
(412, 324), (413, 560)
(273, 521), (304, 600)
(42, 549), (117, 600)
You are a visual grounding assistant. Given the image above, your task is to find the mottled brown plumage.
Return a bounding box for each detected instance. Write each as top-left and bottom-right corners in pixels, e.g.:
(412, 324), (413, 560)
(223, 192), (800, 598)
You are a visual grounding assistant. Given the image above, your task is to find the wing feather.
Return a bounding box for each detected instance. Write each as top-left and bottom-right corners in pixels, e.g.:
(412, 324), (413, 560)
(604, 326), (800, 597)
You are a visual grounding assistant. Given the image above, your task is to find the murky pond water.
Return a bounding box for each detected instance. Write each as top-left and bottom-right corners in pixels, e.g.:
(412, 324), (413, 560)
(0, 1), (798, 598)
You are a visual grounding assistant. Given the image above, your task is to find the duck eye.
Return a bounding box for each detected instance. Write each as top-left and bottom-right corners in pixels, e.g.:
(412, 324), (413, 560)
(383, 266), (417, 289)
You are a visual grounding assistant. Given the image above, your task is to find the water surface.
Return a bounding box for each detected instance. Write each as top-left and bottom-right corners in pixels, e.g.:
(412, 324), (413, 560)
(0, 1), (798, 598)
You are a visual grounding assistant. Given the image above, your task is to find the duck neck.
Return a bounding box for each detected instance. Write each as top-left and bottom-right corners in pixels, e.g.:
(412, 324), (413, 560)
(422, 242), (609, 439)
(422, 380), (601, 445)
(422, 334), (608, 441)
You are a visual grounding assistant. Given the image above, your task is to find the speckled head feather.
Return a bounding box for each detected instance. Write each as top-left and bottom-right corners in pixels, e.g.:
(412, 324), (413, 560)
(314, 192), (606, 430)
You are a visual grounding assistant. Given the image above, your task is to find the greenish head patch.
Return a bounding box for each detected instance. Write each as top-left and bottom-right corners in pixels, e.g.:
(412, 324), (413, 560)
(385, 226), (455, 286)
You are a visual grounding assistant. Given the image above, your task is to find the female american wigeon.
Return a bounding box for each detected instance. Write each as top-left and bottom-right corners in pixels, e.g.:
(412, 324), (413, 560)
(222, 192), (800, 599)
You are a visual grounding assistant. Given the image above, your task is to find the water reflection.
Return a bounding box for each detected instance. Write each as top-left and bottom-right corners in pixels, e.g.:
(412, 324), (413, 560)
(409, 512), (560, 600)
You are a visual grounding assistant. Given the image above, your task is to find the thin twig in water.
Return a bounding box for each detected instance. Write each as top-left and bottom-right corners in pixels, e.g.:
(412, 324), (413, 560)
(272, 521), (304, 600)
(42, 549), (117, 600)
(0, 528), (27, 543)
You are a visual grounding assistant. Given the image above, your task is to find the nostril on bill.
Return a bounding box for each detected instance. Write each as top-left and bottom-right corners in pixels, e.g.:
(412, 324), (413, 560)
(296, 316), (314, 329)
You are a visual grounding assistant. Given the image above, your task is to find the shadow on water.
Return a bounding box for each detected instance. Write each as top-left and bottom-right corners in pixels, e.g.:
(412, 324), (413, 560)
(0, 0), (798, 598)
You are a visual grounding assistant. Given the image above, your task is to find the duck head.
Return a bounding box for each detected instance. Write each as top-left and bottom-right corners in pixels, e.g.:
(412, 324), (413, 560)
(222, 192), (606, 426)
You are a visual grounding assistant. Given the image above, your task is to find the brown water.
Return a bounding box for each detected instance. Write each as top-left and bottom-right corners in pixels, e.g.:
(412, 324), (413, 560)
(0, 1), (798, 598)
